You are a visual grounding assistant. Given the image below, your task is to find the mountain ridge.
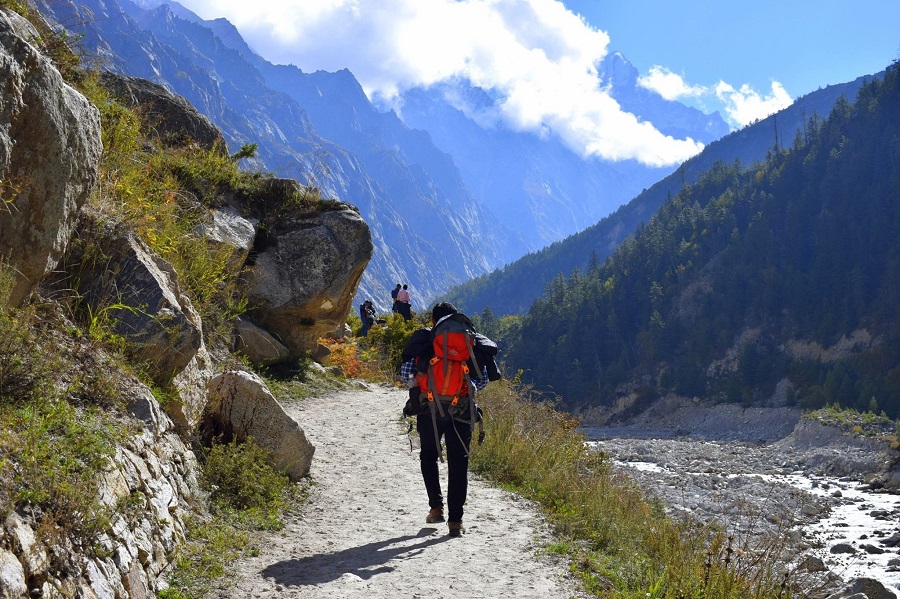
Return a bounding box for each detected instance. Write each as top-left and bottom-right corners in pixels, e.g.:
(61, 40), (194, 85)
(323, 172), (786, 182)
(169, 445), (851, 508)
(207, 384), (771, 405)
(506, 63), (900, 422)
(392, 52), (729, 249)
(443, 70), (882, 316)
(37, 0), (732, 310)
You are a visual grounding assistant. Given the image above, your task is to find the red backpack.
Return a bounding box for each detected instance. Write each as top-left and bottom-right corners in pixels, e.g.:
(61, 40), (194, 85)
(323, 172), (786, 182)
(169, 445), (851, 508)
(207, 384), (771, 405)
(417, 313), (484, 459)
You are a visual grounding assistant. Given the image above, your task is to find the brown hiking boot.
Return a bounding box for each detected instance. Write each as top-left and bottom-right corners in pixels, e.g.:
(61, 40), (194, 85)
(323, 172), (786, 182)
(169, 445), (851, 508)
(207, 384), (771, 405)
(425, 507), (445, 523)
(448, 521), (465, 537)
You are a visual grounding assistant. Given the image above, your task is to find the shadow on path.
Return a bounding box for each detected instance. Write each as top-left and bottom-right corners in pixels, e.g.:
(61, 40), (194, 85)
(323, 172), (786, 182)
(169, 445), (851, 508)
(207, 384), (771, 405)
(260, 527), (451, 586)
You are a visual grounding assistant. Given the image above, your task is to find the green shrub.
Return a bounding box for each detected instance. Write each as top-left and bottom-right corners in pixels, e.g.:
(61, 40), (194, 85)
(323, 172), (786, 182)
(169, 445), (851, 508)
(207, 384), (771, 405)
(202, 438), (294, 530)
(361, 313), (427, 375)
(161, 438), (299, 598)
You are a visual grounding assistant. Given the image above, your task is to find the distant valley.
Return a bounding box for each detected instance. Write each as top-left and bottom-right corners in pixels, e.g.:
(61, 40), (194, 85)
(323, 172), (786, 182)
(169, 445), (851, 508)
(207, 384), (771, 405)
(38, 0), (727, 311)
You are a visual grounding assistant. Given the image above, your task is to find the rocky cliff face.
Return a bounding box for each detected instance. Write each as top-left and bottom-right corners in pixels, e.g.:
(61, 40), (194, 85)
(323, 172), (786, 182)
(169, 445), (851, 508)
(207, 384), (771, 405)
(0, 8), (370, 596)
(0, 10), (102, 308)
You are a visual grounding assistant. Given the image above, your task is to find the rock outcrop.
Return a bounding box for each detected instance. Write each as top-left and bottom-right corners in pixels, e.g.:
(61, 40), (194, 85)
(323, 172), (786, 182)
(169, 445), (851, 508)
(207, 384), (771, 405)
(0, 9), (102, 307)
(244, 179), (373, 354)
(99, 71), (226, 152)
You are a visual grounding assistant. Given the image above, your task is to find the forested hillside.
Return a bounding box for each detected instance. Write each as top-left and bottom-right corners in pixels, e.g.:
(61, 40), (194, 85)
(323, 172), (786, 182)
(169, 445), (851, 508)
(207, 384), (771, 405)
(508, 62), (900, 420)
(443, 72), (878, 317)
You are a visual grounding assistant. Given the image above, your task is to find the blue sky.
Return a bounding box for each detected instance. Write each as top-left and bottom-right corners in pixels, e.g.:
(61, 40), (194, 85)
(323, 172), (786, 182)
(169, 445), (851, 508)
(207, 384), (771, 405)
(567, 0), (899, 106)
(175, 0), (899, 168)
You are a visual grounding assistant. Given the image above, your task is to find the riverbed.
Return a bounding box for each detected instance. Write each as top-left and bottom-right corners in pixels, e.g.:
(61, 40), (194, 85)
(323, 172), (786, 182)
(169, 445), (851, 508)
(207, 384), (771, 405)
(583, 430), (900, 596)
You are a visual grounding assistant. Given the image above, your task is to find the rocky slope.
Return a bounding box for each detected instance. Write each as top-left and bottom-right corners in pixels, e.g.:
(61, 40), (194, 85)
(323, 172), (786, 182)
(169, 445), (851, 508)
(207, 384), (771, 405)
(0, 7), (371, 595)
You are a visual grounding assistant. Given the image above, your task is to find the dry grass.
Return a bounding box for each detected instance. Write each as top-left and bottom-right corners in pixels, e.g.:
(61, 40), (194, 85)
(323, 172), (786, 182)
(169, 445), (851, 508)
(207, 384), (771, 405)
(469, 380), (797, 598)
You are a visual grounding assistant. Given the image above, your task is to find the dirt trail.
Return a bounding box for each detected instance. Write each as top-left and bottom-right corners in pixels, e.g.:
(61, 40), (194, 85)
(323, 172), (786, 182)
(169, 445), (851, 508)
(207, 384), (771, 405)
(223, 382), (587, 599)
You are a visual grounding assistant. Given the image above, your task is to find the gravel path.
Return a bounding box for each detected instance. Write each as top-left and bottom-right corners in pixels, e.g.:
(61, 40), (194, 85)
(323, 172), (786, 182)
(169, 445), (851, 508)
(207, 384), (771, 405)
(223, 382), (587, 599)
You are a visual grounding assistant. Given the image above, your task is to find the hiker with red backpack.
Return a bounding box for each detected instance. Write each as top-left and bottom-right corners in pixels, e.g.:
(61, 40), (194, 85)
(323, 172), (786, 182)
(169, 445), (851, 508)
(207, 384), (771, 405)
(399, 302), (500, 537)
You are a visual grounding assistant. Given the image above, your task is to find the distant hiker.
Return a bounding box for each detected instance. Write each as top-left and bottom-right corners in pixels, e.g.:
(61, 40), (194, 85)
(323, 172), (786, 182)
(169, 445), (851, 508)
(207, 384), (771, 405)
(359, 300), (376, 337)
(399, 302), (500, 537)
(391, 283), (402, 315)
(396, 284), (412, 320)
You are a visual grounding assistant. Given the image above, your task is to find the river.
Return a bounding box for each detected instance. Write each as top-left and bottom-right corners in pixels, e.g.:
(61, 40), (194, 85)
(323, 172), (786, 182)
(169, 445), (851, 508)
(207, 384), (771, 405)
(583, 430), (900, 597)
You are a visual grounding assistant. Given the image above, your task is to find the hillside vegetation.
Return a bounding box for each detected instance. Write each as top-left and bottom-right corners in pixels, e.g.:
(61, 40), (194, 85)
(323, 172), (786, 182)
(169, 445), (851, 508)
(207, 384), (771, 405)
(442, 72), (876, 318)
(508, 62), (900, 419)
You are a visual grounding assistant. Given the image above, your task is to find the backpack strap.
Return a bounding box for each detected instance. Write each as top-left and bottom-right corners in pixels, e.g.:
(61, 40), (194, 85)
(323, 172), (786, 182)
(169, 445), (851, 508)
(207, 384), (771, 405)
(464, 332), (481, 378)
(427, 397), (445, 463)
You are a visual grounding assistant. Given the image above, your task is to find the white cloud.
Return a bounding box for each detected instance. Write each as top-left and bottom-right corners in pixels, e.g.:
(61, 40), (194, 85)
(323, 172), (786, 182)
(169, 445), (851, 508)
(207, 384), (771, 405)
(635, 65), (795, 130)
(715, 80), (794, 128)
(177, 0), (705, 167)
(637, 66), (706, 101)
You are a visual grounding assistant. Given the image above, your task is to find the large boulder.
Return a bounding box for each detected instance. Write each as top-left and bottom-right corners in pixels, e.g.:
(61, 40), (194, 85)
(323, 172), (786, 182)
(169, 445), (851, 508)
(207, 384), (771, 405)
(0, 9), (102, 307)
(204, 370), (315, 480)
(824, 578), (897, 599)
(99, 71), (226, 152)
(244, 183), (372, 354)
(62, 218), (203, 388)
(233, 316), (291, 366)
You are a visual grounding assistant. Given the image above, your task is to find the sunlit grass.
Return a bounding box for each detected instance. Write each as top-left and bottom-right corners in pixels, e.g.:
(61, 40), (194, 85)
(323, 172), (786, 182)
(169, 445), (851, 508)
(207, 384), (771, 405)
(468, 380), (796, 598)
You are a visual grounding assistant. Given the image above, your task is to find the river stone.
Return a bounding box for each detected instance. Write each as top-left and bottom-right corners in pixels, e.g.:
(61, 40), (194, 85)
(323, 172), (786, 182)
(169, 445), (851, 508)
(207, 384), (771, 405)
(797, 555), (827, 573)
(829, 543), (856, 554)
(825, 577), (897, 599)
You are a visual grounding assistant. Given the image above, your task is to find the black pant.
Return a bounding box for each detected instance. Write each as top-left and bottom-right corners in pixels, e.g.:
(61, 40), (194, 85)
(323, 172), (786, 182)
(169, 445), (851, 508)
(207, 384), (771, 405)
(416, 413), (471, 523)
(398, 302), (412, 320)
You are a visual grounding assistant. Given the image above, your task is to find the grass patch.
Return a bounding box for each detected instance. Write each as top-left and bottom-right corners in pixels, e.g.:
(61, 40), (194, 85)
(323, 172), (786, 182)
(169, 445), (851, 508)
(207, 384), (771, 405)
(0, 270), (130, 551)
(470, 380), (796, 598)
(159, 438), (305, 598)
